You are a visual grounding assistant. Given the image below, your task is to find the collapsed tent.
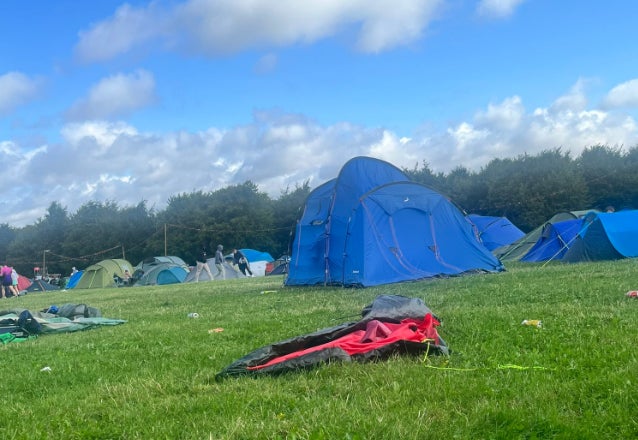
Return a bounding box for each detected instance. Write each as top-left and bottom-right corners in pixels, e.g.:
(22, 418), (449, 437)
(562, 210), (638, 262)
(217, 295), (448, 378)
(467, 214), (525, 251)
(0, 303), (126, 344)
(74, 259), (134, 289)
(286, 156), (503, 287)
(494, 210), (597, 261)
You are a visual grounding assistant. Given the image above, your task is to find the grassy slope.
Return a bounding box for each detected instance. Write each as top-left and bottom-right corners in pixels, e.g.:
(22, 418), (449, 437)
(1, 260), (637, 439)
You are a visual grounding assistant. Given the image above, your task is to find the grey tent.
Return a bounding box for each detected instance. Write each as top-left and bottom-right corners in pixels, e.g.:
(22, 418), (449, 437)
(183, 259), (244, 282)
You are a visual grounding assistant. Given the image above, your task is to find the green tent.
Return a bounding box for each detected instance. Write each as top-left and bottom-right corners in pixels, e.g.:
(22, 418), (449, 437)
(75, 259), (134, 289)
(493, 210), (598, 262)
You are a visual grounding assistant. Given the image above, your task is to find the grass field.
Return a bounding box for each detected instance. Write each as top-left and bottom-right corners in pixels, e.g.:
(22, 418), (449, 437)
(2, 260), (637, 439)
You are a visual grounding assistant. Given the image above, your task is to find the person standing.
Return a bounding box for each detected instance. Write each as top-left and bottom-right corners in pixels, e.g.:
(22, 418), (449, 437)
(195, 245), (214, 282)
(10, 267), (20, 297)
(1, 265), (13, 298)
(214, 244), (226, 280)
(232, 248), (254, 277)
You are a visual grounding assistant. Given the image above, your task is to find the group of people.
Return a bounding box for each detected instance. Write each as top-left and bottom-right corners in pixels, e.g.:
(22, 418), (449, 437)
(194, 244), (254, 282)
(1, 264), (20, 299)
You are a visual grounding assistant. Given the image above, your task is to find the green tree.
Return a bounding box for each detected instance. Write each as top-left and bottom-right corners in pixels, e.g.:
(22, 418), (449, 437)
(576, 145), (636, 211)
(272, 181), (311, 257)
(480, 149), (588, 231)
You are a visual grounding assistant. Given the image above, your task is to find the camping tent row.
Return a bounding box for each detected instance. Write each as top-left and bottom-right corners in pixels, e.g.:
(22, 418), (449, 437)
(496, 210), (638, 263)
(286, 156), (505, 287)
(67, 251), (275, 289)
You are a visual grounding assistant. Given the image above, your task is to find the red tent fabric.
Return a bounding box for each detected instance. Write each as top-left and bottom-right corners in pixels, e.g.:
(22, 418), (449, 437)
(217, 295), (449, 379)
(17, 274), (32, 291)
(248, 314), (440, 371)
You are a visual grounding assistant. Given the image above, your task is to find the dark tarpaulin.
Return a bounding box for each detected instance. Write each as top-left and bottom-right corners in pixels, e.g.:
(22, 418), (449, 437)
(216, 295), (448, 379)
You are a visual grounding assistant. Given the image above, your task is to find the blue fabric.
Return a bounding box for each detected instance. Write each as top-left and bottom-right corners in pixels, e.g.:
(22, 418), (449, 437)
(240, 249), (274, 263)
(468, 215), (525, 251)
(66, 271), (83, 289)
(563, 210), (638, 261)
(286, 157), (504, 287)
(520, 218), (583, 262)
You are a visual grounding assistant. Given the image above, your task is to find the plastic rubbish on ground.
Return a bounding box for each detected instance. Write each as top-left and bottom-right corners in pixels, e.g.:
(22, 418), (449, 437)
(187, 312), (200, 318)
(260, 290), (277, 295)
(208, 328), (224, 334)
(40, 366), (52, 372)
(521, 319), (542, 328)
(626, 290), (638, 298)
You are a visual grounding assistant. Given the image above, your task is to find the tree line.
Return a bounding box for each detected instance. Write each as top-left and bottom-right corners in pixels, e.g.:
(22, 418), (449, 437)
(0, 145), (636, 277)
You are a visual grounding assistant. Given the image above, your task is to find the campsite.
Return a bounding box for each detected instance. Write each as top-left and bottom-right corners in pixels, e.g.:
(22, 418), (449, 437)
(2, 259), (637, 439)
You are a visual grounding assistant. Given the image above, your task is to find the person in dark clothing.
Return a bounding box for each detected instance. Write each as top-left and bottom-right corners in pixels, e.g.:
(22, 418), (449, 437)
(232, 249), (253, 277)
(195, 245), (214, 282)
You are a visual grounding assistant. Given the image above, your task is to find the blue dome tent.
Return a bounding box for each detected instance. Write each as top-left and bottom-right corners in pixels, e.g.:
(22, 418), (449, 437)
(285, 156), (504, 287)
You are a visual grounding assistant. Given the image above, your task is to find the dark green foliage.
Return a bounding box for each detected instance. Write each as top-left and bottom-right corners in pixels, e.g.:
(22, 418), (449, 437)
(1, 145), (637, 273)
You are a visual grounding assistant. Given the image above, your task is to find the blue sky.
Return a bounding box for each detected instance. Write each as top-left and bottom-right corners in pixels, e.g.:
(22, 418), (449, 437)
(2, 0), (638, 226)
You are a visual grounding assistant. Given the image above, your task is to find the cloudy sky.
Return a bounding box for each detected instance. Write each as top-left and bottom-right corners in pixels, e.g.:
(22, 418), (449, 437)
(2, 0), (638, 227)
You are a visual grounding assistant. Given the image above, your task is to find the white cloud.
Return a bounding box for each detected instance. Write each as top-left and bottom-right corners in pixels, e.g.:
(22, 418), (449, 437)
(0, 72), (41, 114)
(75, 3), (167, 63)
(550, 79), (589, 113)
(66, 70), (156, 120)
(2, 80), (638, 227)
(75, 0), (444, 62)
(477, 0), (526, 19)
(601, 78), (638, 109)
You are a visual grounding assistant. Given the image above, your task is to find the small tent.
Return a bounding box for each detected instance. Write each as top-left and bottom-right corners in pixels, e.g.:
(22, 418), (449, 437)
(562, 210), (638, 262)
(286, 156), (503, 287)
(493, 210), (597, 261)
(74, 259), (134, 289)
(17, 274), (32, 292)
(25, 279), (61, 293)
(132, 256), (189, 285)
(134, 256), (188, 274)
(519, 218), (583, 262)
(134, 263), (189, 286)
(467, 214), (525, 251)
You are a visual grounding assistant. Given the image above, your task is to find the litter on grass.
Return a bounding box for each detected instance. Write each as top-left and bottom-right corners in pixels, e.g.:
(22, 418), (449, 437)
(626, 290), (638, 298)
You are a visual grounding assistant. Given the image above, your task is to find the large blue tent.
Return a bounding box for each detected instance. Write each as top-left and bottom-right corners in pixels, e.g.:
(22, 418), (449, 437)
(285, 157), (504, 287)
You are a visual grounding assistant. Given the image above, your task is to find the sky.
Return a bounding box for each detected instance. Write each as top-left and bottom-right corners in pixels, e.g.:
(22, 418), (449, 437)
(2, 0), (638, 227)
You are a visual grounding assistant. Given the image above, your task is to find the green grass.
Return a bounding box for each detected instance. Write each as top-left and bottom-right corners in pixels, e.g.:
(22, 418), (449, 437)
(1, 261), (638, 439)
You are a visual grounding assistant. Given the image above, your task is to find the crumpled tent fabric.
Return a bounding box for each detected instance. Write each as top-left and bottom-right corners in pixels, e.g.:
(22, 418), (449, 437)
(216, 294), (448, 379)
(0, 303), (126, 344)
